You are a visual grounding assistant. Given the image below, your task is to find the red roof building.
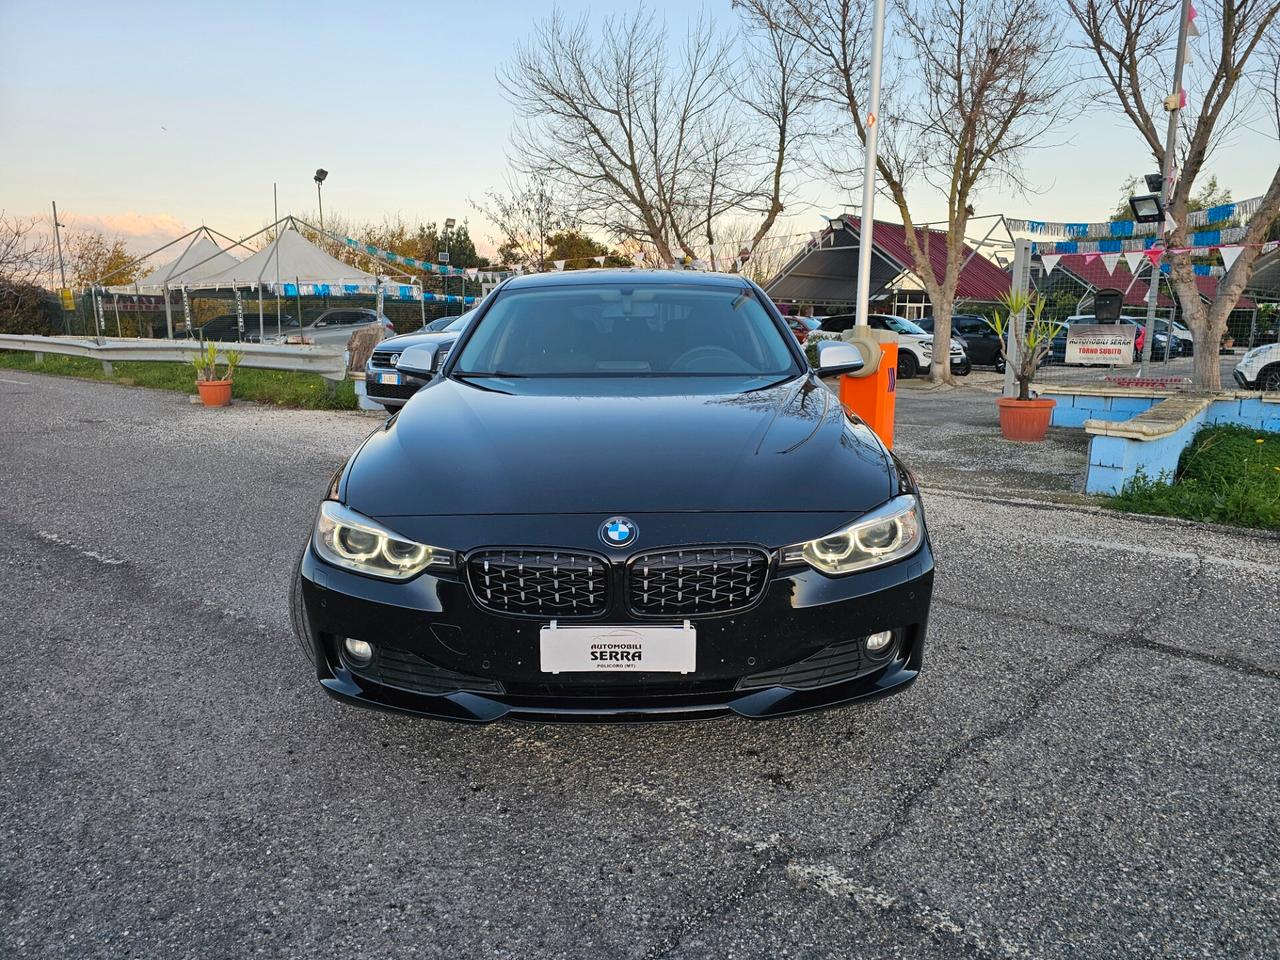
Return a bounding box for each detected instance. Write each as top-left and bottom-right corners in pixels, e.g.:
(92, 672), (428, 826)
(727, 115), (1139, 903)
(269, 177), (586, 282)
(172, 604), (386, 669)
(765, 216), (1010, 317)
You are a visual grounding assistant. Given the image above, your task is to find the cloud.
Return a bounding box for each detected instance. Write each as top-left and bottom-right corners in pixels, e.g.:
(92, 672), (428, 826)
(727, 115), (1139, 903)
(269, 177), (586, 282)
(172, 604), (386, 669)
(60, 211), (189, 255)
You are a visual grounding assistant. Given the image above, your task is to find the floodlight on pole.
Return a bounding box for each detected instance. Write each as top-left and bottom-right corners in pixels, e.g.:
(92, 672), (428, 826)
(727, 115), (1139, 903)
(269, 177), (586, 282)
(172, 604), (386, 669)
(1128, 193), (1165, 223)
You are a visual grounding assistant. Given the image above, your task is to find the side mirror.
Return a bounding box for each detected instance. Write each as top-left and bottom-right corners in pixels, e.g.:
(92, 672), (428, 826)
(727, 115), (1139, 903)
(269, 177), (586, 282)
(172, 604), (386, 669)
(813, 339), (865, 377)
(394, 342), (441, 379)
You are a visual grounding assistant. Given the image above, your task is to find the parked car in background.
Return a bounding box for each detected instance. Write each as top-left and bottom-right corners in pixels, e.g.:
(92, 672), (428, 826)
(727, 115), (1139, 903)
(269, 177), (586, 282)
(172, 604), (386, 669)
(364, 312), (475, 413)
(281, 307), (394, 346)
(424, 314), (461, 332)
(817, 313), (967, 378)
(1116, 316), (1176, 360)
(1234, 342), (1280, 391)
(1155, 318), (1194, 356)
(786, 315), (822, 344)
(919, 314), (1002, 371)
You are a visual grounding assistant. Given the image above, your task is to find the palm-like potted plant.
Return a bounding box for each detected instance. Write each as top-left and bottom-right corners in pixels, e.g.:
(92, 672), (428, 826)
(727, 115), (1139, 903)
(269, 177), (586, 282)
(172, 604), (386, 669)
(190, 341), (241, 407)
(985, 291), (1066, 441)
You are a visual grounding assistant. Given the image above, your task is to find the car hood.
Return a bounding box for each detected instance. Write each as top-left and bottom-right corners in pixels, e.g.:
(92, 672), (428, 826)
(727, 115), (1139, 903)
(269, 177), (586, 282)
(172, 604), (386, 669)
(345, 376), (895, 517)
(374, 330), (459, 352)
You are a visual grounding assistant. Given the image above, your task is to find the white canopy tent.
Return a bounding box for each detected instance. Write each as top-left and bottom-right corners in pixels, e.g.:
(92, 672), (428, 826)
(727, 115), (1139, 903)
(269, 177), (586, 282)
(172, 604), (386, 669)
(131, 234), (241, 290)
(196, 227), (382, 289)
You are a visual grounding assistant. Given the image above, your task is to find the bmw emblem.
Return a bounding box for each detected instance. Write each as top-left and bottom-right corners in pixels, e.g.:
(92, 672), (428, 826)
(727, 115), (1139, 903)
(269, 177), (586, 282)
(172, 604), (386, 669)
(600, 517), (637, 548)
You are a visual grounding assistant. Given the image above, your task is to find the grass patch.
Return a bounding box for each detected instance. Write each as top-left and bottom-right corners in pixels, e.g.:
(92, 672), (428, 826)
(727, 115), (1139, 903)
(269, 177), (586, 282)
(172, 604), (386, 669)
(1110, 424), (1280, 530)
(0, 350), (357, 410)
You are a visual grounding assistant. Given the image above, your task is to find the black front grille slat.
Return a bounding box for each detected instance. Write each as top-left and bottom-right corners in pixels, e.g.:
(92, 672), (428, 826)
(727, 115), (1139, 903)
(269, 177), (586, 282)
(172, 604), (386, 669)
(737, 637), (871, 690)
(627, 547), (769, 616)
(346, 645), (503, 695)
(467, 549), (608, 617)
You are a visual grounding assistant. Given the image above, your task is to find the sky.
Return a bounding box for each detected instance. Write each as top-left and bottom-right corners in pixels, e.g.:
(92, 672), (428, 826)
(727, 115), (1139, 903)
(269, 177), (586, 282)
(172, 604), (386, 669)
(1, 0), (1276, 263)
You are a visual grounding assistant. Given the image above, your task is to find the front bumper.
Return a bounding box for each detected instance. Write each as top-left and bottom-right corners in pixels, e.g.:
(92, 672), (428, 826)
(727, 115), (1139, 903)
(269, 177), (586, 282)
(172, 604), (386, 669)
(295, 539), (934, 723)
(363, 361), (429, 407)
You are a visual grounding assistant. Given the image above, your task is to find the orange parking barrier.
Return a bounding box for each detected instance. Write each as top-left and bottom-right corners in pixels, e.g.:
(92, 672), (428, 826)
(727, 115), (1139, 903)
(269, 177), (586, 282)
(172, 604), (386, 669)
(839, 341), (898, 448)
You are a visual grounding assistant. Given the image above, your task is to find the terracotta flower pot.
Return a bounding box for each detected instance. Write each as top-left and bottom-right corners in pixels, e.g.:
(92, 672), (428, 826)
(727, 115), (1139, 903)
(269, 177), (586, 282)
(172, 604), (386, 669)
(197, 378), (233, 407)
(996, 396), (1055, 442)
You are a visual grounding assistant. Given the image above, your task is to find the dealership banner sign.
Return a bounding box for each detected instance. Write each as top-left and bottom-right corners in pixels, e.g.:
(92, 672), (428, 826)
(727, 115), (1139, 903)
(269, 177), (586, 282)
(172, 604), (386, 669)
(1065, 325), (1136, 365)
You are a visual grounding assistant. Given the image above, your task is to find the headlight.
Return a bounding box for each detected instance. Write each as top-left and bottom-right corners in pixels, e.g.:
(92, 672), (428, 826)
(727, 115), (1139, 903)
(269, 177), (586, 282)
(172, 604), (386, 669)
(312, 501), (456, 580)
(781, 495), (924, 576)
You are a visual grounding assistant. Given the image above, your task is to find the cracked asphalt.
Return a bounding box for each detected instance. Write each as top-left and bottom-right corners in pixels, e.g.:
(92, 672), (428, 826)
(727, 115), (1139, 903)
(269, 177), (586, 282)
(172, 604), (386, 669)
(2, 371), (1278, 960)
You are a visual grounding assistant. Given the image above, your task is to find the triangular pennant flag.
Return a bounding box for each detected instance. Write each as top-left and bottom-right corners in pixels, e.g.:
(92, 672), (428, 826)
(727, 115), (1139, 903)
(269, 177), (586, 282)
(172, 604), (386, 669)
(1041, 254), (1062, 276)
(1164, 211), (1178, 234)
(553, 260), (566, 271)
(1084, 253), (1099, 265)
(1144, 248), (1164, 267)
(1101, 253), (1121, 275)
(593, 255), (605, 266)
(1218, 245), (1243, 272)
(1124, 251), (1146, 273)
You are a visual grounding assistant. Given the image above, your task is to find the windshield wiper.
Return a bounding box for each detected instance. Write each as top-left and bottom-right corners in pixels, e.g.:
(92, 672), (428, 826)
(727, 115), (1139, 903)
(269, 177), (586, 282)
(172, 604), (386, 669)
(453, 371), (530, 378)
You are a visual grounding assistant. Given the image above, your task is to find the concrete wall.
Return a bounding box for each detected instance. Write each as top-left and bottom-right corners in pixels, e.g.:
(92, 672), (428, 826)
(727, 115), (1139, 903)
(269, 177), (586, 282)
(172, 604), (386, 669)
(1044, 390), (1163, 428)
(1074, 394), (1280, 495)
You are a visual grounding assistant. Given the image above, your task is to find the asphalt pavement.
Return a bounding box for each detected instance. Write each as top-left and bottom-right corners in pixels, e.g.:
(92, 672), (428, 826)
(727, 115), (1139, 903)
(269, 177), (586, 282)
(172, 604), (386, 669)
(1, 372), (1277, 960)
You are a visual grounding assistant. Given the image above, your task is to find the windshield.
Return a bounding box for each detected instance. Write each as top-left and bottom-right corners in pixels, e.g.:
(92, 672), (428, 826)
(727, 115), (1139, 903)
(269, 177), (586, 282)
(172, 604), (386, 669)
(446, 312), (472, 332)
(452, 283), (798, 377)
(881, 316), (927, 336)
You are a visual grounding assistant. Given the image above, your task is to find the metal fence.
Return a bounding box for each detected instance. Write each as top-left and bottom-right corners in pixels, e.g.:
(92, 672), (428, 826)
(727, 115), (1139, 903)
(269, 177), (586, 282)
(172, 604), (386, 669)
(0, 334), (349, 381)
(65, 288), (472, 340)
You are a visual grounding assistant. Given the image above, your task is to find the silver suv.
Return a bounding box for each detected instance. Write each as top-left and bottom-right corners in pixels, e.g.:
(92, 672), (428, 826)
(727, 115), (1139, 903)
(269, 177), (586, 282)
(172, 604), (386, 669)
(280, 308), (394, 346)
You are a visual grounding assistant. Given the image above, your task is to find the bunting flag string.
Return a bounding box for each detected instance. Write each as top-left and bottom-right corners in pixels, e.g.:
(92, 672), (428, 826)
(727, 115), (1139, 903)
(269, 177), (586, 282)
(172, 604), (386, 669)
(1007, 195), (1263, 242)
(267, 280), (478, 305)
(1031, 225), (1253, 255)
(1041, 240), (1278, 279)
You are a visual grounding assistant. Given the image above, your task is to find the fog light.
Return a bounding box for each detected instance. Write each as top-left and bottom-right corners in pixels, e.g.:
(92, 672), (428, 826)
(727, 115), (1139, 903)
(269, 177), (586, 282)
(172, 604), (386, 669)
(865, 630), (893, 653)
(343, 637), (374, 665)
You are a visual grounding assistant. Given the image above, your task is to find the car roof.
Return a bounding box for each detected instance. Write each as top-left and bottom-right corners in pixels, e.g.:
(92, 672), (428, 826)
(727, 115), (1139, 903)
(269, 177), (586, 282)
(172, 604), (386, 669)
(501, 268), (752, 290)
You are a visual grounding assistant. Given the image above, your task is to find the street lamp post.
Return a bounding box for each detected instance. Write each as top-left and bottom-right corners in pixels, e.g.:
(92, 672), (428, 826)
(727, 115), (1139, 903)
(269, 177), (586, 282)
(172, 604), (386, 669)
(314, 169), (328, 236)
(443, 217), (456, 316)
(314, 169), (329, 309)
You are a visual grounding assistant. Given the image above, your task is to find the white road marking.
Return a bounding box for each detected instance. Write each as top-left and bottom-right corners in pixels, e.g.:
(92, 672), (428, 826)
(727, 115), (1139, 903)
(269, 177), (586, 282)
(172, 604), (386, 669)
(37, 530), (126, 566)
(0, 377), (30, 385)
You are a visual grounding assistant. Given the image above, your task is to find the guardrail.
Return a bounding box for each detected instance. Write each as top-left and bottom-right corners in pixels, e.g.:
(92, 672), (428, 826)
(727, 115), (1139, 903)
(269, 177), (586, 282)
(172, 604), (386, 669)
(0, 335), (349, 382)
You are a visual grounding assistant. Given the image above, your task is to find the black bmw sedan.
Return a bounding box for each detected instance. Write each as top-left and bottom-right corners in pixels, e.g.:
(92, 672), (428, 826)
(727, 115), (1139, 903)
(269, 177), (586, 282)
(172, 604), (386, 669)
(293, 270), (934, 722)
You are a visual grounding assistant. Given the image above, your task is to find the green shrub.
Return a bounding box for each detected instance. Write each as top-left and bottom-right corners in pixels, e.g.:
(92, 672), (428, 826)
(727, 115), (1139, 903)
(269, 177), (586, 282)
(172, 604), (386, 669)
(1110, 425), (1280, 529)
(0, 283), (63, 335)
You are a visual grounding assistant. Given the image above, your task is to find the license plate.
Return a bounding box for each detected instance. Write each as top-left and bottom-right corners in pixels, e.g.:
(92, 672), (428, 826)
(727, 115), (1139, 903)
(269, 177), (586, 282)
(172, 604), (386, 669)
(378, 372), (401, 385)
(539, 622), (695, 674)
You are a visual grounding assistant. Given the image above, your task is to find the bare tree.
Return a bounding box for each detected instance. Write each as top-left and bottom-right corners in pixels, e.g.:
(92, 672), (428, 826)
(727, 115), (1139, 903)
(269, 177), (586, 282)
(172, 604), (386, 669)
(1069, 0), (1280, 388)
(0, 213), (55, 321)
(499, 6), (807, 267)
(743, 0), (1070, 383)
(472, 173), (578, 272)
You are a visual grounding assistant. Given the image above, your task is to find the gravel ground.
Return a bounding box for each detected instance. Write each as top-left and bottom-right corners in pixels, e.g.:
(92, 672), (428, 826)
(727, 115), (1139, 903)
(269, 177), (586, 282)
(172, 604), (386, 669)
(1, 372), (1277, 960)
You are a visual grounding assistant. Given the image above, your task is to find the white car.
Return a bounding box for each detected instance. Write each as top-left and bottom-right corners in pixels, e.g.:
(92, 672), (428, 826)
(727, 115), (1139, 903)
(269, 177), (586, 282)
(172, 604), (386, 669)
(1234, 343), (1280, 391)
(814, 313), (967, 378)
